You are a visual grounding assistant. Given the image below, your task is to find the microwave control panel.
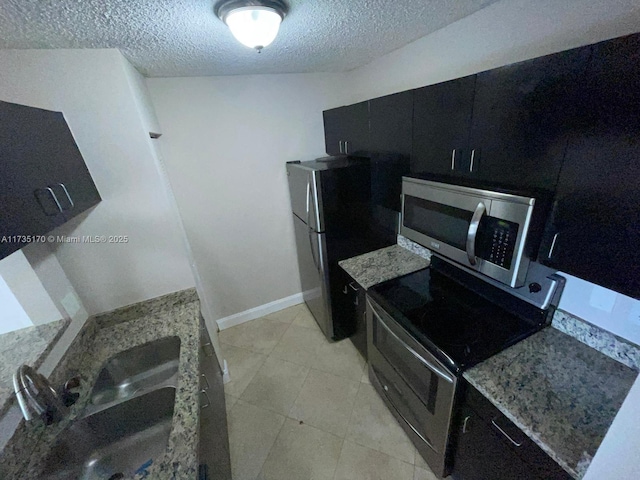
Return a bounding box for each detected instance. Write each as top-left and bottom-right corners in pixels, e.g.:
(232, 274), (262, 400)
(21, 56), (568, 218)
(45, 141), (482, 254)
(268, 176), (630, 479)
(478, 217), (519, 269)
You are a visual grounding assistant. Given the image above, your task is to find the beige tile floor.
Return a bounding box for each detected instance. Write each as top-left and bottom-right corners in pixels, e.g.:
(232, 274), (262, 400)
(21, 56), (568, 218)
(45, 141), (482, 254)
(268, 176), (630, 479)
(220, 303), (447, 480)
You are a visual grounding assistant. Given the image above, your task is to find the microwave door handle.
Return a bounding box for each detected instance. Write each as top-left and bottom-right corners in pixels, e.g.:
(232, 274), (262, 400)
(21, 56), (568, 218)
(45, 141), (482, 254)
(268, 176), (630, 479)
(466, 202), (487, 266)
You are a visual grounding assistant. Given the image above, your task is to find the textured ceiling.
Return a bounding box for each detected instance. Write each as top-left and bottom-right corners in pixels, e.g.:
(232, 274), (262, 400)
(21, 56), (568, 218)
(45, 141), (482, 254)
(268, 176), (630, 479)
(0, 0), (500, 77)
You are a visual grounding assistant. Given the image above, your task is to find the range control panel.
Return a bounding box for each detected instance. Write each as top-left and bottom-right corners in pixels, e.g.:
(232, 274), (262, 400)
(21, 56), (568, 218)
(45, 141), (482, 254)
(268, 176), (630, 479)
(478, 217), (519, 269)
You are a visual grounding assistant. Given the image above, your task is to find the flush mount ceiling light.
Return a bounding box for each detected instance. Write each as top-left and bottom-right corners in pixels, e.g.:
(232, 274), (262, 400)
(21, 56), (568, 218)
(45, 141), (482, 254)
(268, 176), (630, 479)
(215, 0), (288, 52)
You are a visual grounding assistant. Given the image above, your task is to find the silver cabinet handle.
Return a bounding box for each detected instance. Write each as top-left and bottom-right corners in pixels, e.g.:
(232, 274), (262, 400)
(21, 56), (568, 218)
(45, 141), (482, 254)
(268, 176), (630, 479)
(466, 202), (487, 266)
(451, 149), (456, 170)
(200, 389), (211, 409)
(548, 233), (559, 259)
(469, 149), (476, 172)
(368, 299), (454, 383)
(344, 141), (349, 155)
(463, 415), (471, 433)
(47, 187), (64, 214)
(56, 183), (74, 209)
(201, 341), (214, 357)
(491, 419), (522, 447)
(342, 286), (348, 294)
(339, 140), (344, 153)
(348, 282), (359, 292)
(35, 188), (64, 216)
(201, 373), (210, 391)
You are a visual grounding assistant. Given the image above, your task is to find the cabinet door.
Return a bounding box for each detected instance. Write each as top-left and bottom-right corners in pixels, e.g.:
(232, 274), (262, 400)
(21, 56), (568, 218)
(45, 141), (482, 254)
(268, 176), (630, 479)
(323, 102), (370, 157)
(468, 46), (590, 190)
(453, 406), (535, 480)
(0, 101), (66, 258)
(453, 384), (572, 480)
(540, 34), (640, 299)
(369, 90), (413, 157)
(323, 107), (344, 155)
(412, 76), (476, 176)
(44, 111), (101, 222)
(199, 320), (232, 479)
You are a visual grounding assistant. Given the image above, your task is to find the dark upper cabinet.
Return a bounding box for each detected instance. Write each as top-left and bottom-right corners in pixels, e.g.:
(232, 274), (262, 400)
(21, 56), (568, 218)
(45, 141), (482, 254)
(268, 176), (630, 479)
(40, 112), (101, 222)
(0, 101), (101, 259)
(323, 101), (370, 156)
(539, 34), (640, 299)
(369, 90), (413, 157)
(468, 47), (591, 191)
(411, 75), (476, 176)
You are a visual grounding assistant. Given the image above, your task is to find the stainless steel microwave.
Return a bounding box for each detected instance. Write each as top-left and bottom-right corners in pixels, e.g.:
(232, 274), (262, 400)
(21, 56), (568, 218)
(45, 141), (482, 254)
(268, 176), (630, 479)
(401, 177), (537, 287)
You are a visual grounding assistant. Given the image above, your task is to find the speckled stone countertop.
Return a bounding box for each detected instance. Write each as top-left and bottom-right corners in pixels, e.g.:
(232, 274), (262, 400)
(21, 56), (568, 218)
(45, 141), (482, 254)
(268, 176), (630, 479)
(1, 289), (201, 480)
(339, 244), (430, 290)
(464, 327), (638, 479)
(0, 318), (70, 418)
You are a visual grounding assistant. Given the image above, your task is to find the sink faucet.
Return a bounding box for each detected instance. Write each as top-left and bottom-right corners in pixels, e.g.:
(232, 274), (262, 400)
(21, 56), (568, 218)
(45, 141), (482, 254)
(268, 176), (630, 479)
(13, 365), (69, 424)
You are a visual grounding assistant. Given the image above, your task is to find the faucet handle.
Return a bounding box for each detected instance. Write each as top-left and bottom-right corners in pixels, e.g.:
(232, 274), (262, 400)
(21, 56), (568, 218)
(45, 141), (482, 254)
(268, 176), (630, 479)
(61, 376), (82, 407)
(13, 364), (68, 425)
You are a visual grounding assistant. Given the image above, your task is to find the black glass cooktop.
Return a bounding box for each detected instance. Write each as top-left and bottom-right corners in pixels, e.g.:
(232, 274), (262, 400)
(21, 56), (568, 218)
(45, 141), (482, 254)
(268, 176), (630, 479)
(368, 259), (549, 373)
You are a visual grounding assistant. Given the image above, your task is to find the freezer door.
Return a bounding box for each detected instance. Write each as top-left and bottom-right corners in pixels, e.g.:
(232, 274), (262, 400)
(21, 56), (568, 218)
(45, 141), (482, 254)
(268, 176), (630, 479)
(286, 163), (324, 232)
(293, 214), (332, 339)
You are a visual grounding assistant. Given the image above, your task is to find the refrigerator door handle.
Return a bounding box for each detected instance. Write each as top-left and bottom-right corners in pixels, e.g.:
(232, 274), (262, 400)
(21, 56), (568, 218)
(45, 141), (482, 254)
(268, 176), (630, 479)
(308, 228), (320, 273)
(306, 175), (311, 227)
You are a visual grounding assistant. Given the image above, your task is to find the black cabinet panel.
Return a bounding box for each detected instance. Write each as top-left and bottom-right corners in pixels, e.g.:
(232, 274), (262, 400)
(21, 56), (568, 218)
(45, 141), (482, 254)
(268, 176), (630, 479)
(0, 101), (101, 259)
(540, 34), (640, 299)
(469, 46), (591, 191)
(43, 112), (101, 222)
(1, 102), (66, 257)
(453, 382), (572, 480)
(411, 75), (476, 176)
(323, 102), (370, 156)
(369, 90), (413, 157)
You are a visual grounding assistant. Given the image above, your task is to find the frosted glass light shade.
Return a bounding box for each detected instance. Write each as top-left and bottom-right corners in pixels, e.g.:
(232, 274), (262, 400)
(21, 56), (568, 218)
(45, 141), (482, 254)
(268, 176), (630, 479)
(225, 6), (282, 50)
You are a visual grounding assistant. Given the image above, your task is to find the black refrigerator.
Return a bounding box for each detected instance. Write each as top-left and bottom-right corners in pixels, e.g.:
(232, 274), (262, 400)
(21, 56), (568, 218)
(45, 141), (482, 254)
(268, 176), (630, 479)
(286, 157), (395, 341)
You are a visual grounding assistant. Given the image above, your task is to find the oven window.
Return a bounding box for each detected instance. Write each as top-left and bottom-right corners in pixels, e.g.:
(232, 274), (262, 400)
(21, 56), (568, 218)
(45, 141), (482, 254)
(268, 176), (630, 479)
(403, 196), (472, 251)
(373, 315), (439, 415)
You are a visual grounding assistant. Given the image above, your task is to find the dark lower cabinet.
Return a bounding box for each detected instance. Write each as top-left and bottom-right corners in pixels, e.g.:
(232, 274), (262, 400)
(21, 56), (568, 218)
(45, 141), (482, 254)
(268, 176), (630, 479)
(539, 33), (640, 299)
(323, 102), (370, 156)
(0, 101), (101, 259)
(411, 75), (476, 176)
(452, 382), (571, 480)
(199, 317), (232, 480)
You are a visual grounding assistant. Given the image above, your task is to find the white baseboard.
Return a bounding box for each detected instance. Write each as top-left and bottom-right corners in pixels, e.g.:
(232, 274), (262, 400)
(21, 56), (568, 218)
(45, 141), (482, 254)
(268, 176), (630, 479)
(216, 292), (304, 331)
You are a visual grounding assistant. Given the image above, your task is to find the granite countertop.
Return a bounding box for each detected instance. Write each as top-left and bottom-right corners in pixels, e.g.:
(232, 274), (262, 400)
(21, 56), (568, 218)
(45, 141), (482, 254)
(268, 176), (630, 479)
(464, 326), (638, 479)
(4, 289), (201, 480)
(338, 244), (430, 290)
(0, 318), (70, 418)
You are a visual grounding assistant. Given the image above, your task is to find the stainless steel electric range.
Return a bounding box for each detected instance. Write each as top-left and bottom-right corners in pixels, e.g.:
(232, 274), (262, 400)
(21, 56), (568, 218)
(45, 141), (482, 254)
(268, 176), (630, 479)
(365, 177), (565, 477)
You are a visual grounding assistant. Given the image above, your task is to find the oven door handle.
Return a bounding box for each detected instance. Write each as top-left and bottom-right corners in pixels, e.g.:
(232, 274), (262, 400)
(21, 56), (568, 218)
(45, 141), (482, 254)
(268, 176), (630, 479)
(466, 202), (487, 266)
(369, 300), (454, 384)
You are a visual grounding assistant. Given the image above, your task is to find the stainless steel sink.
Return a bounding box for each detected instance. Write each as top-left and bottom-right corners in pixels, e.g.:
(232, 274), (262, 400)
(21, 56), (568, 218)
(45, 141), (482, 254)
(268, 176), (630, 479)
(41, 387), (176, 480)
(88, 336), (180, 410)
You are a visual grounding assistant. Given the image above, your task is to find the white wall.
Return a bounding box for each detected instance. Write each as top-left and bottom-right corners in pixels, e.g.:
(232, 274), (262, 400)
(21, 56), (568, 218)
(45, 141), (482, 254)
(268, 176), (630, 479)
(341, 0), (640, 104)
(147, 73), (346, 321)
(0, 49), (195, 315)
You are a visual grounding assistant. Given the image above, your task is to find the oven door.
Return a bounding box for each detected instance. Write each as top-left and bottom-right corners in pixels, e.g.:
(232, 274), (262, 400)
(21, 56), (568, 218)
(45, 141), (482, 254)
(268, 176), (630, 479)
(400, 177), (535, 287)
(366, 296), (456, 477)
